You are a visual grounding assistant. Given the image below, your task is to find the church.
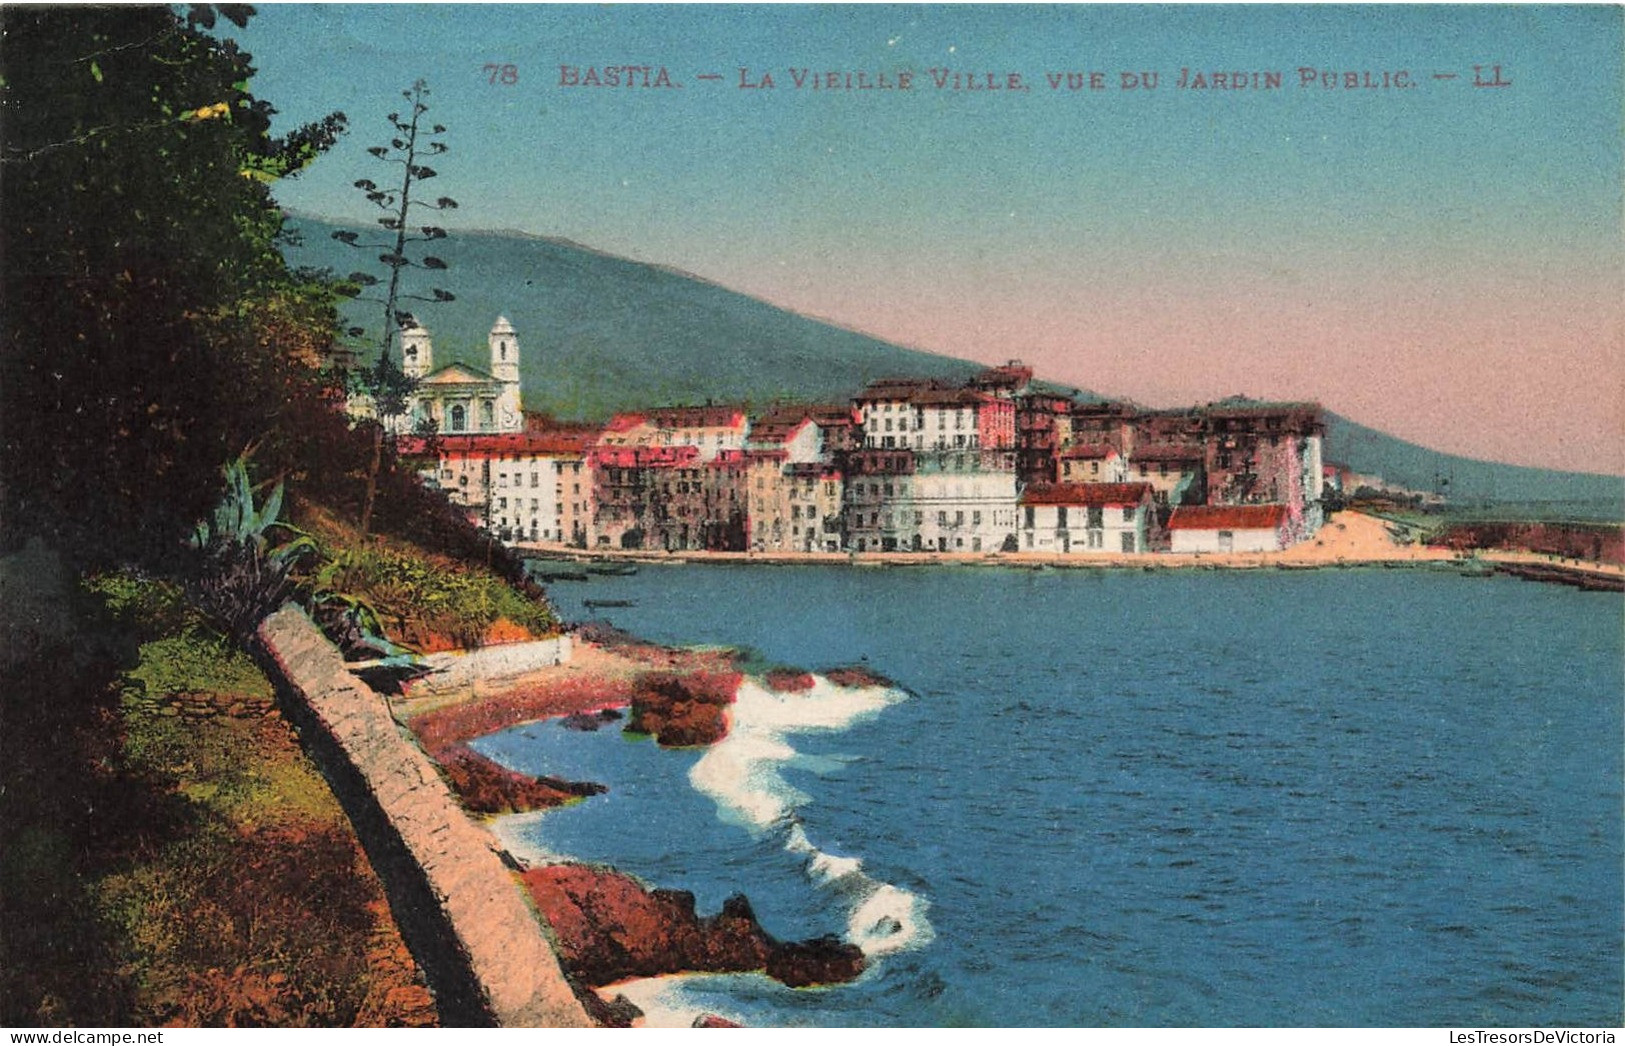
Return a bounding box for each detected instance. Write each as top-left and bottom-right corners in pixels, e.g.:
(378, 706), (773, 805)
(383, 315), (525, 435)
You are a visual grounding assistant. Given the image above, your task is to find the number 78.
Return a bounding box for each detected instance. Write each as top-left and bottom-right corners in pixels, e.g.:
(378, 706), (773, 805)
(484, 63), (518, 85)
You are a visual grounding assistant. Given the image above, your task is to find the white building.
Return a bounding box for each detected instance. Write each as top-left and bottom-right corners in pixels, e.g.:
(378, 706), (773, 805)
(387, 316), (524, 435)
(404, 430), (593, 545)
(913, 450), (1018, 553)
(1167, 504), (1288, 553)
(1019, 482), (1154, 553)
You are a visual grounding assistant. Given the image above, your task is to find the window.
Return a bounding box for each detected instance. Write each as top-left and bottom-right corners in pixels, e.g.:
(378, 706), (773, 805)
(973, 510), (982, 525)
(1024, 506), (1035, 528)
(937, 511), (947, 525)
(1121, 531), (1136, 553)
(1123, 506), (1136, 524)
(1056, 507), (1068, 528)
(450, 404), (466, 431)
(1087, 506), (1104, 528)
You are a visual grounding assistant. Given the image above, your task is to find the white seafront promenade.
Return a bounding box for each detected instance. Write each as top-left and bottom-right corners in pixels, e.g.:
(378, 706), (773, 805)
(513, 511), (1603, 571)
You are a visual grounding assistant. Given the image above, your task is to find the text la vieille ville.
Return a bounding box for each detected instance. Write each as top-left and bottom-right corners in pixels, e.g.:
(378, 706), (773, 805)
(555, 63), (1513, 92)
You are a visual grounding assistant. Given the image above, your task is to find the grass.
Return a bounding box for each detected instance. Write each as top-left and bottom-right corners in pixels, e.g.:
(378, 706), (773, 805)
(296, 502), (562, 652)
(1, 572), (435, 1027)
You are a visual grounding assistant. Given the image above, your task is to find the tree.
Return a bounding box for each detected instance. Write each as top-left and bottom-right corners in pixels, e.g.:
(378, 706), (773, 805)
(0, 5), (347, 568)
(329, 79), (458, 536)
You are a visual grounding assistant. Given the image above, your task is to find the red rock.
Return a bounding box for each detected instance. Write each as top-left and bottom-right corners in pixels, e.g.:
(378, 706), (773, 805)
(626, 671), (741, 747)
(763, 669), (816, 693)
(693, 1014), (743, 1028)
(433, 744), (603, 815)
(822, 665), (894, 689)
(521, 863), (865, 990)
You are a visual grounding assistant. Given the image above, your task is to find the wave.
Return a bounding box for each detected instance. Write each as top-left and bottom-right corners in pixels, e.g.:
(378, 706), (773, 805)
(689, 676), (934, 959)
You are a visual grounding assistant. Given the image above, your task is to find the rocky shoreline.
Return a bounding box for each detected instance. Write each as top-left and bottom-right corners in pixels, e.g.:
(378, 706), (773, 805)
(399, 630), (876, 1027)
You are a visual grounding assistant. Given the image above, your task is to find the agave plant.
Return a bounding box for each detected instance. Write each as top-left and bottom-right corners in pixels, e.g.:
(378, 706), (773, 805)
(188, 456), (316, 641)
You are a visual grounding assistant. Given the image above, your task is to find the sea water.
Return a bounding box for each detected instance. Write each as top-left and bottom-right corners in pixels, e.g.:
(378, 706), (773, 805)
(479, 564), (1623, 1027)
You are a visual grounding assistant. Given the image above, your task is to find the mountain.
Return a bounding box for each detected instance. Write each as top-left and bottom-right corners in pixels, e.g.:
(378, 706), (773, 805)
(1322, 413), (1621, 515)
(280, 215), (1622, 520)
(281, 214), (985, 418)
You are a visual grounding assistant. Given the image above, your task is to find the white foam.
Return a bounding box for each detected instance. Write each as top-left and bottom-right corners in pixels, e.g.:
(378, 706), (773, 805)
(488, 809), (568, 866)
(599, 974), (741, 1029)
(688, 673), (933, 959)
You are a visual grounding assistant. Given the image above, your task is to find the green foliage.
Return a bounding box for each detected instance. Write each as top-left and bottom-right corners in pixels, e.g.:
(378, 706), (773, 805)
(126, 633), (273, 707)
(188, 457), (316, 640)
(1, 6), (349, 567)
(83, 572), (197, 638)
(312, 543), (559, 649)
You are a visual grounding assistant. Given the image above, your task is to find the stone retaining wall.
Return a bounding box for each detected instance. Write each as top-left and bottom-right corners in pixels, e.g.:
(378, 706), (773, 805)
(254, 606), (590, 1028)
(408, 634), (574, 699)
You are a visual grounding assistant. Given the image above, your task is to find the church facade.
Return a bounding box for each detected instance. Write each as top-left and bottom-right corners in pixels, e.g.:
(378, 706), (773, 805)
(384, 315), (525, 435)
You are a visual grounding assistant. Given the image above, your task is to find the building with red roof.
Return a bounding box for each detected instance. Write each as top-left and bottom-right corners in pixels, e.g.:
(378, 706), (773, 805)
(398, 428), (595, 545)
(1167, 503), (1290, 553)
(1017, 482), (1156, 553)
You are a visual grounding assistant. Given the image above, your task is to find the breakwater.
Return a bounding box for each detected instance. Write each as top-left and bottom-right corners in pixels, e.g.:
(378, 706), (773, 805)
(253, 606), (591, 1027)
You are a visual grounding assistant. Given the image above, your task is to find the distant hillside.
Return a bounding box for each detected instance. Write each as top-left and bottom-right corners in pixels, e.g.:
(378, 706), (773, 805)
(281, 214), (983, 418)
(281, 215), (1621, 520)
(1323, 413), (1622, 517)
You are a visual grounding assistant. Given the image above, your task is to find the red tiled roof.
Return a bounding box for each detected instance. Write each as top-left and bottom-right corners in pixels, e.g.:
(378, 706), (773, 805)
(589, 444), (700, 468)
(1019, 482), (1152, 507)
(1167, 504), (1288, 530)
(909, 387), (990, 408)
(1059, 443), (1119, 460)
(399, 431), (593, 458)
(603, 412), (647, 433)
(805, 405), (859, 426)
(1131, 443), (1205, 463)
(856, 378), (951, 402)
(746, 417), (812, 446)
(645, 405), (747, 429)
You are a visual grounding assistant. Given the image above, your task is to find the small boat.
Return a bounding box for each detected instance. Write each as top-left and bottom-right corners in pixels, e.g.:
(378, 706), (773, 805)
(583, 598), (637, 609)
(587, 564), (639, 576)
(533, 570), (590, 582)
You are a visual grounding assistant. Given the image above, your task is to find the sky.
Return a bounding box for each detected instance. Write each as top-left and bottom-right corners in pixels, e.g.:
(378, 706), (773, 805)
(233, 5), (1622, 474)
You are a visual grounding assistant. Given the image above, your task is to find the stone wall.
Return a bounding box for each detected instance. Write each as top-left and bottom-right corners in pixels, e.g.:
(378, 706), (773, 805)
(408, 634), (573, 699)
(253, 607), (591, 1028)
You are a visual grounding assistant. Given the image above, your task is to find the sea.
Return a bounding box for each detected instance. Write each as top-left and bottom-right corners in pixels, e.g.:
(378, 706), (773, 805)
(479, 563), (1624, 1027)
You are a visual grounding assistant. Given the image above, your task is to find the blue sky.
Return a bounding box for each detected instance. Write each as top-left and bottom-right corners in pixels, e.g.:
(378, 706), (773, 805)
(233, 5), (1623, 472)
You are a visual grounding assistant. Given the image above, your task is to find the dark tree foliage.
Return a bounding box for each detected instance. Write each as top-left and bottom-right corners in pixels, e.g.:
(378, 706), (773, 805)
(0, 6), (346, 569)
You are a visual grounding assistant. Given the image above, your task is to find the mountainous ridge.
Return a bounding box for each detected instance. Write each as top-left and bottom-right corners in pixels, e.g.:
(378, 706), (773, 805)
(280, 213), (1622, 518)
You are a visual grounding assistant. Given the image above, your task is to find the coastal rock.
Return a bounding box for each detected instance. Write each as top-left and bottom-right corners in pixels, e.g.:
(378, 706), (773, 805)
(433, 743), (605, 815)
(822, 665), (894, 690)
(521, 863), (865, 990)
(763, 668), (816, 693)
(560, 708), (624, 732)
(626, 670), (742, 747)
(764, 933), (868, 988)
(579, 990), (643, 1028)
(693, 1014), (743, 1028)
